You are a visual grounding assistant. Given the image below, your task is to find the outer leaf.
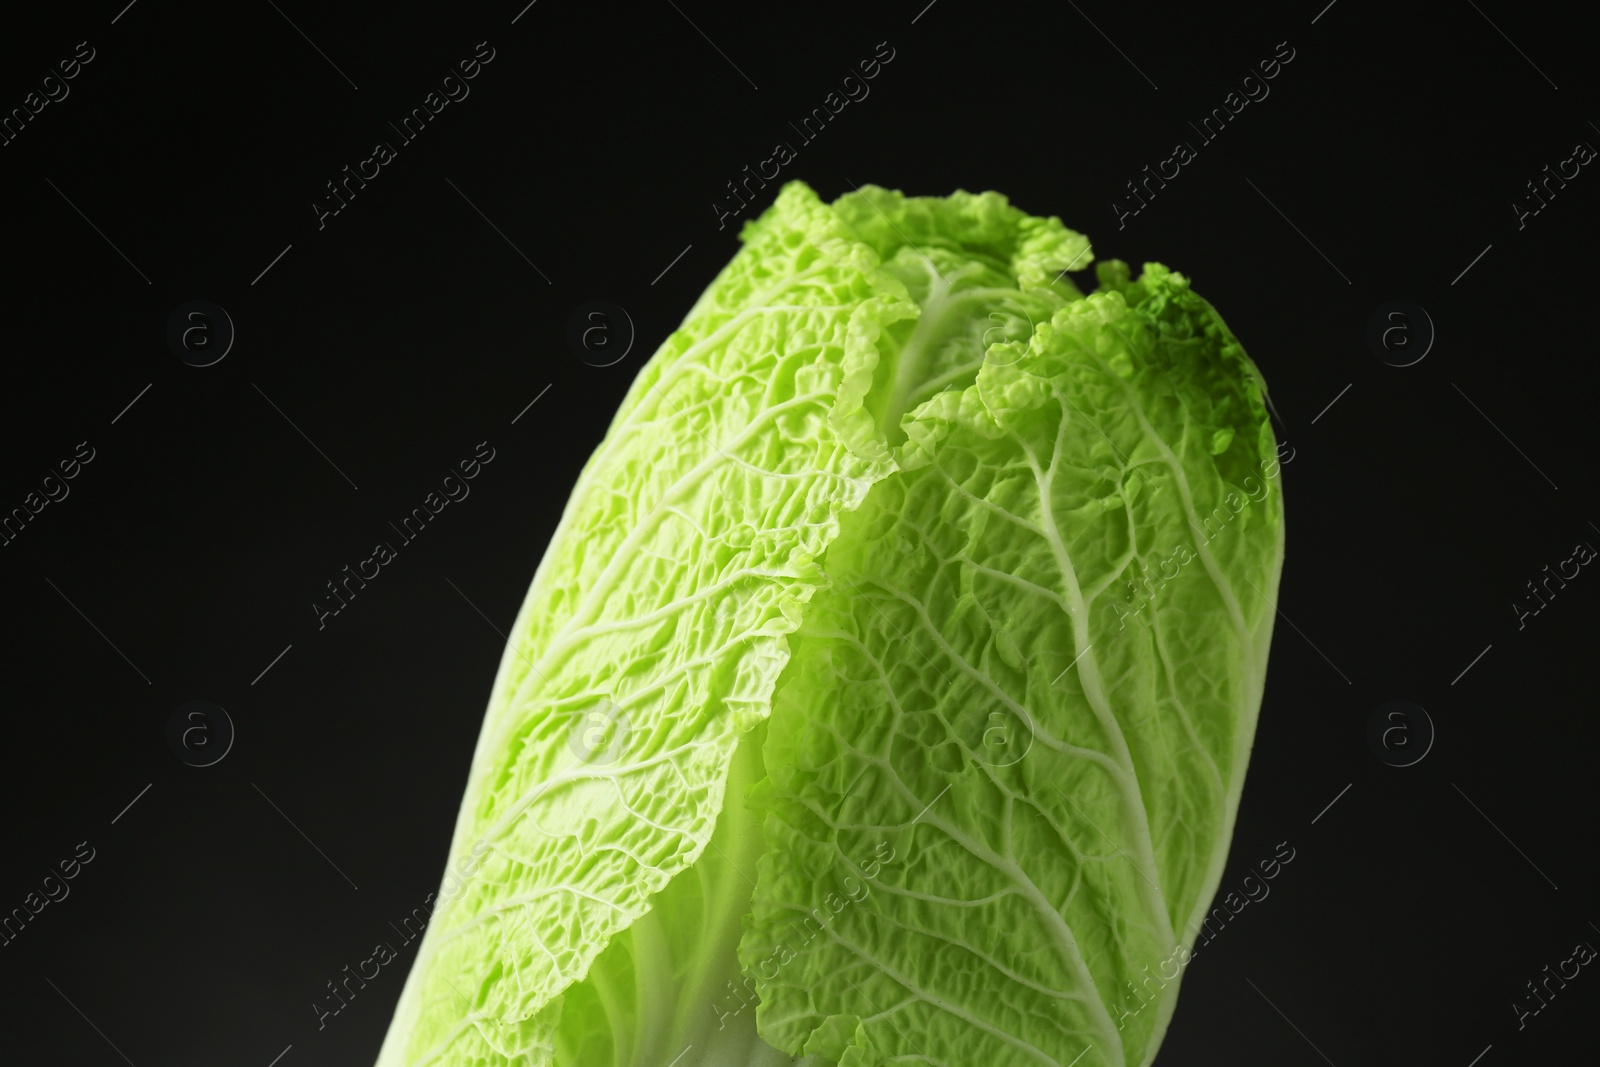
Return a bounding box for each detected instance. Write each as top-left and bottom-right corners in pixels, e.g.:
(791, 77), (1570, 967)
(740, 260), (1284, 1067)
(375, 182), (915, 1067)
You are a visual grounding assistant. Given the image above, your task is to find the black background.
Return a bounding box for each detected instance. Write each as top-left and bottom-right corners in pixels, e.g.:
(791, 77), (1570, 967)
(1, 1), (1595, 1064)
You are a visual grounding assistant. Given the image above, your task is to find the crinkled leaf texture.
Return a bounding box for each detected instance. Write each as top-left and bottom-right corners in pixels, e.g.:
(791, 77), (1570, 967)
(376, 181), (1283, 1067)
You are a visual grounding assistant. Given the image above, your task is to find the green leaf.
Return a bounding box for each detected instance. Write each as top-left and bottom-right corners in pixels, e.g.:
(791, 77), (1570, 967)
(377, 182), (911, 1067)
(740, 261), (1284, 1067)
